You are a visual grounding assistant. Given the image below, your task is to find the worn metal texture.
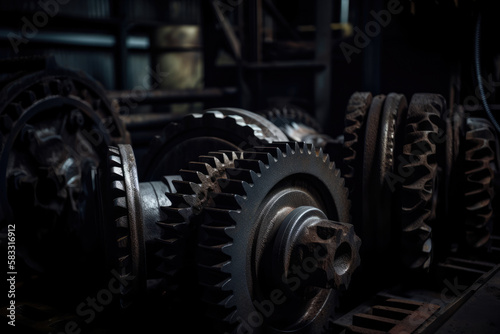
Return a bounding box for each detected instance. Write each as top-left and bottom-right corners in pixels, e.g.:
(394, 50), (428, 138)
(197, 142), (353, 333)
(139, 111), (277, 181)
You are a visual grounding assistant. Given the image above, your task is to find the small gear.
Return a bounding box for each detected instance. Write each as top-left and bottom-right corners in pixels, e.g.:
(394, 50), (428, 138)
(399, 93), (445, 270)
(139, 111), (277, 181)
(196, 142), (356, 333)
(462, 117), (496, 249)
(155, 150), (242, 292)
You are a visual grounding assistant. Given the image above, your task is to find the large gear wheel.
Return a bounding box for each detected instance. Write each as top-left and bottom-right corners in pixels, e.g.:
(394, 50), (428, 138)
(196, 142), (358, 333)
(139, 110), (280, 181)
(399, 93), (445, 270)
(373, 93), (408, 258)
(0, 56), (128, 277)
(462, 117), (496, 249)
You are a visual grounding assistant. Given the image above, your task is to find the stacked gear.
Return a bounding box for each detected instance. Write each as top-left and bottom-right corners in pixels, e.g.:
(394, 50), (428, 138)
(101, 141), (360, 334)
(341, 91), (499, 276)
(260, 104), (344, 165)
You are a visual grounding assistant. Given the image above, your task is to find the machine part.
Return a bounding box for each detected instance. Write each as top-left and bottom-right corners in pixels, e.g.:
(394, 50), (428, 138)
(139, 111), (276, 181)
(373, 93), (408, 256)
(106, 145), (146, 307)
(462, 118), (496, 249)
(105, 145), (181, 306)
(0, 56), (129, 276)
(342, 92), (372, 190)
(204, 107), (288, 142)
(197, 142), (355, 333)
(260, 104), (344, 165)
(399, 94), (445, 270)
(156, 150), (241, 296)
(361, 94), (386, 256)
(260, 103), (323, 135)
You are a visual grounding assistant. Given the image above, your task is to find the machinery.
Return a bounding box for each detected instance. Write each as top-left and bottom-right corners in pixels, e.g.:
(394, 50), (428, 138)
(1, 1), (500, 333)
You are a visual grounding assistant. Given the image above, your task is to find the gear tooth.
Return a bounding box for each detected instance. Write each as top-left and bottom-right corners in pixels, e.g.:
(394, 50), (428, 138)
(110, 166), (124, 180)
(212, 193), (243, 210)
(254, 146), (280, 158)
(234, 158), (263, 172)
(172, 180), (198, 195)
(113, 197), (128, 215)
(115, 215), (128, 229)
(180, 169), (206, 183)
(118, 254), (131, 269)
(189, 161), (215, 175)
(109, 146), (120, 155)
(161, 206), (192, 222)
(462, 118), (496, 249)
(204, 207), (238, 226)
(157, 220), (188, 234)
(164, 192), (189, 207)
(117, 235), (129, 249)
(217, 178), (248, 196)
(242, 151), (271, 164)
(111, 180), (126, 198)
(108, 154), (122, 167)
(200, 224), (234, 245)
(225, 167), (255, 184)
(199, 155), (222, 169)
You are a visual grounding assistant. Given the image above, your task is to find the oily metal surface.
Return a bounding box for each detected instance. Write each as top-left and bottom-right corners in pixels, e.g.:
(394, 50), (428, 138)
(197, 142), (351, 334)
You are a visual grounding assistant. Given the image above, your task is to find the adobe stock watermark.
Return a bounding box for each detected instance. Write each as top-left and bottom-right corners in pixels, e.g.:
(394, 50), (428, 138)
(340, 0), (403, 64)
(48, 269), (135, 334)
(8, 0), (71, 54)
(229, 244), (333, 334)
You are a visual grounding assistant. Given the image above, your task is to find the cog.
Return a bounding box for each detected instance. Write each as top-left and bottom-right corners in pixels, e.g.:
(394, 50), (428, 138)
(106, 145), (146, 308)
(342, 92), (372, 189)
(399, 93), (445, 270)
(462, 118), (496, 249)
(196, 142), (354, 333)
(260, 104), (323, 135)
(139, 111), (277, 181)
(156, 150), (242, 288)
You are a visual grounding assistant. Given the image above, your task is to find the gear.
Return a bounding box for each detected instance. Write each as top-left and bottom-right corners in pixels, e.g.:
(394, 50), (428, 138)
(373, 93), (408, 257)
(0, 56), (128, 276)
(360, 94), (386, 256)
(196, 142), (356, 333)
(139, 111), (277, 181)
(105, 145), (146, 307)
(462, 118), (496, 249)
(260, 103), (323, 135)
(156, 150), (242, 290)
(342, 92), (372, 190)
(204, 107), (288, 142)
(260, 104), (343, 165)
(399, 93), (445, 270)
